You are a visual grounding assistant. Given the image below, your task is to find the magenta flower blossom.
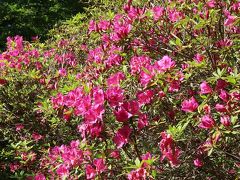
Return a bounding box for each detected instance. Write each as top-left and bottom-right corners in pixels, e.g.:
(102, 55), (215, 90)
(58, 68), (67, 77)
(107, 72), (125, 87)
(215, 103), (227, 112)
(141, 152), (152, 168)
(156, 55), (175, 72)
(216, 79), (228, 90)
(34, 173), (46, 180)
(168, 80), (181, 92)
(86, 164), (96, 179)
(181, 97), (199, 112)
(159, 132), (181, 167)
(128, 168), (147, 180)
(203, 104), (211, 114)
(137, 90), (154, 106)
(113, 125), (132, 149)
(98, 20), (110, 31)
(106, 86), (124, 107)
(194, 158), (203, 167)
(224, 15), (236, 26)
(15, 124), (24, 131)
(168, 9), (183, 22)
(93, 158), (107, 173)
(194, 53), (204, 63)
(200, 81), (212, 94)
(139, 66), (154, 87)
(138, 113), (149, 130)
(206, 0), (216, 8)
(220, 115), (231, 127)
(32, 132), (43, 142)
(122, 100), (140, 115)
(92, 87), (105, 105)
(56, 164), (69, 178)
(130, 55), (151, 74)
(219, 90), (229, 102)
(114, 106), (132, 122)
(152, 6), (164, 21)
(199, 115), (215, 129)
(110, 150), (121, 159)
(88, 20), (97, 33)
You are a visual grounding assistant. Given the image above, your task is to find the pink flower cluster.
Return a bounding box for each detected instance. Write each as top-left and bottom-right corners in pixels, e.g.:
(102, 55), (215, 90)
(159, 132), (181, 167)
(51, 86), (105, 138)
(38, 140), (107, 179)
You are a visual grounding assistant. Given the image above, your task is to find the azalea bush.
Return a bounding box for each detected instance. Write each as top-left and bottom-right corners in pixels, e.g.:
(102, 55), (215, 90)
(0, 0), (240, 179)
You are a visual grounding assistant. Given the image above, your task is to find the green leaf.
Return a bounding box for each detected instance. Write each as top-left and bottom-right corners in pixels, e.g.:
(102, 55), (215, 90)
(208, 148), (213, 156)
(152, 170), (157, 178)
(224, 76), (236, 84)
(135, 158), (141, 167)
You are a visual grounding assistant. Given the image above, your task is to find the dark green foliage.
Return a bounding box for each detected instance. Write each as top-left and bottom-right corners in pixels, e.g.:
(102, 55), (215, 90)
(0, 0), (87, 50)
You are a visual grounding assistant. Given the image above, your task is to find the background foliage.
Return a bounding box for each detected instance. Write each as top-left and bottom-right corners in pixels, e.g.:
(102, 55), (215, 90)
(0, 0), (89, 50)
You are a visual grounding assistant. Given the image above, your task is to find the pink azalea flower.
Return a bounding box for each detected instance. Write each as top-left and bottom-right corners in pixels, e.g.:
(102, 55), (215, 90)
(122, 100), (140, 115)
(152, 6), (164, 21)
(58, 68), (67, 77)
(200, 81), (212, 94)
(159, 132), (181, 167)
(194, 158), (203, 167)
(113, 125), (132, 149)
(168, 80), (181, 92)
(158, 90), (166, 98)
(138, 113), (149, 130)
(216, 38), (233, 48)
(34, 173), (46, 180)
(130, 56), (151, 74)
(93, 158), (107, 173)
(168, 9), (183, 22)
(0, 78), (7, 85)
(215, 103), (227, 112)
(86, 165), (96, 179)
(139, 67), (154, 87)
(141, 152), (152, 168)
(156, 55), (175, 72)
(110, 150), (121, 159)
(92, 87), (105, 105)
(220, 115), (231, 127)
(88, 20), (97, 33)
(219, 90), (229, 102)
(199, 115), (215, 129)
(32, 132), (43, 142)
(107, 72), (125, 87)
(128, 168), (147, 180)
(206, 0), (216, 8)
(224, 15), (236, 26)
(15, 124), (24, 131)
(137, 90), (154, 106)
(98, 20), (110, 31)
(181, 97), (199, 112)
(106, 86), (124, 107)
(56, 164), (69, 178)
(70, 140), (80, 148)
(203, 104), (211, 114)
(9, 163), (20, 172)
(194, 53), (204, 63)
(216, 79), (228, 90)
(231, 91), (240, 100)
(114, 106), (132, 122)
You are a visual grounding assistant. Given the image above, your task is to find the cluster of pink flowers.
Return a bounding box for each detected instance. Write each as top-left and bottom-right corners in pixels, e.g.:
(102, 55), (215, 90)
(36, 140), (108, 179)
(159, 132), (181, 167)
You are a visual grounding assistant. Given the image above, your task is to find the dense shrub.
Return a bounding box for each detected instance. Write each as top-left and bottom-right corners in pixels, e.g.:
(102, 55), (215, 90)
(0, 0), (239, 179)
